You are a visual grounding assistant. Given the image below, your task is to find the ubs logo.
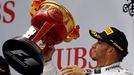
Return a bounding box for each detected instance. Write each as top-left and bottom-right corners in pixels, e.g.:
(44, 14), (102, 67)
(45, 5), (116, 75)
(122, 0), (134, 17)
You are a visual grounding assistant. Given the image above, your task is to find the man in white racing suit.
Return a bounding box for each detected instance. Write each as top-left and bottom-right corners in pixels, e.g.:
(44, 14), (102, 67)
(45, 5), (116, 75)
(60, 27), (133, 75)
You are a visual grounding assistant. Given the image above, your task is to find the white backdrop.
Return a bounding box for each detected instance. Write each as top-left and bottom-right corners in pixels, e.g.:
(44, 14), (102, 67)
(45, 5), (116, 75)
(0, 0), (134, 75)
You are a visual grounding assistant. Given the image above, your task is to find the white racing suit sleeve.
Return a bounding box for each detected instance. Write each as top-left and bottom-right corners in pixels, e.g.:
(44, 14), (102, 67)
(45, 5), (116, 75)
(42, 60), (60, 75)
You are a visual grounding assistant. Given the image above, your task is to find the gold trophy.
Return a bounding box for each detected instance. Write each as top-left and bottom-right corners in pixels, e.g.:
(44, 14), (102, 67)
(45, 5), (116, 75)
(2, 0), (80, 75)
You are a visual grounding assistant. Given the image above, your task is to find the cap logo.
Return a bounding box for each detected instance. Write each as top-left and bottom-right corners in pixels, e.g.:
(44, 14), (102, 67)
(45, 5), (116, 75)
(104, 27), (113, 35)
(109, 40), (124, 51)
(91, 31), (101, 39)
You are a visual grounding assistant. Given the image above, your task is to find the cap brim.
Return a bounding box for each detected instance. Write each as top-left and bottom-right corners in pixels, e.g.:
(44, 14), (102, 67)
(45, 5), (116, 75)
(89, 30), (102, 40)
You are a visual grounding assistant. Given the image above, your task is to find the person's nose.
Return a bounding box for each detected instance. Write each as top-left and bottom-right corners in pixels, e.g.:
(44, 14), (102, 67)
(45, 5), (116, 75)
(91, 42), (98, 49)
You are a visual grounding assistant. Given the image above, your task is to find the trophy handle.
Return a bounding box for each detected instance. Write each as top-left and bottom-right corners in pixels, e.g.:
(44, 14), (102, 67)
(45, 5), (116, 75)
(32, 21), (55, 42)
(64, 25), (80, 42)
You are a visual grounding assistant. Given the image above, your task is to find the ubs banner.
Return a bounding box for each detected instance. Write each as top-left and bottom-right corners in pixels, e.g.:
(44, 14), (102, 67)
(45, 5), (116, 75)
(0, 0), (134, 75)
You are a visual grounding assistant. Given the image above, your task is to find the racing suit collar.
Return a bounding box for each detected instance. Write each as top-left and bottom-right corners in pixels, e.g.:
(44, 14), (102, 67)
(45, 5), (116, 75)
(94, 62), (121, 74)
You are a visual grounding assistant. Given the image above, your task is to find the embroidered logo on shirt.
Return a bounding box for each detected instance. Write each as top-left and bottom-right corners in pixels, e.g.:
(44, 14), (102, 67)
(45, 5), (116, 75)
(94, 68), (101, 74)
(105, 64), (120, 71)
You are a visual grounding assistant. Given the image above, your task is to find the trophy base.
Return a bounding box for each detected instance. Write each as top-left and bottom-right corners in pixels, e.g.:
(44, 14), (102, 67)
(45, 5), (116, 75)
(2, 36), (44, 75)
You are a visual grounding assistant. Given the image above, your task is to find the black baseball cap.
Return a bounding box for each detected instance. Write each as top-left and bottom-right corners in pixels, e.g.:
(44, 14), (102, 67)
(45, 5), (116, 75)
(89, 27), (128, 57)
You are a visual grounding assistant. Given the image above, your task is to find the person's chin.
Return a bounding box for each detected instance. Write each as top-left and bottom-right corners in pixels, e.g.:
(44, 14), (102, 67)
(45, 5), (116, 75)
(91, 55), (97, 61)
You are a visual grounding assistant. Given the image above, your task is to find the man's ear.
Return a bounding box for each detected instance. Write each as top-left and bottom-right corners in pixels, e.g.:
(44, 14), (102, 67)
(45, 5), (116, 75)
(107, 46), (115, 55)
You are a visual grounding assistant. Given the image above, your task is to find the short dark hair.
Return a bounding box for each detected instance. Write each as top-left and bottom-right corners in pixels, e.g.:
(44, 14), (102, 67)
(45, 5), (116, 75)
(115, 48), (128, 62)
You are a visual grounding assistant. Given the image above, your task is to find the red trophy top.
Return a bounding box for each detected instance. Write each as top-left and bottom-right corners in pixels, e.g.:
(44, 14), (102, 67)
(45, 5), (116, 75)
(30, 0), (80, 45)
